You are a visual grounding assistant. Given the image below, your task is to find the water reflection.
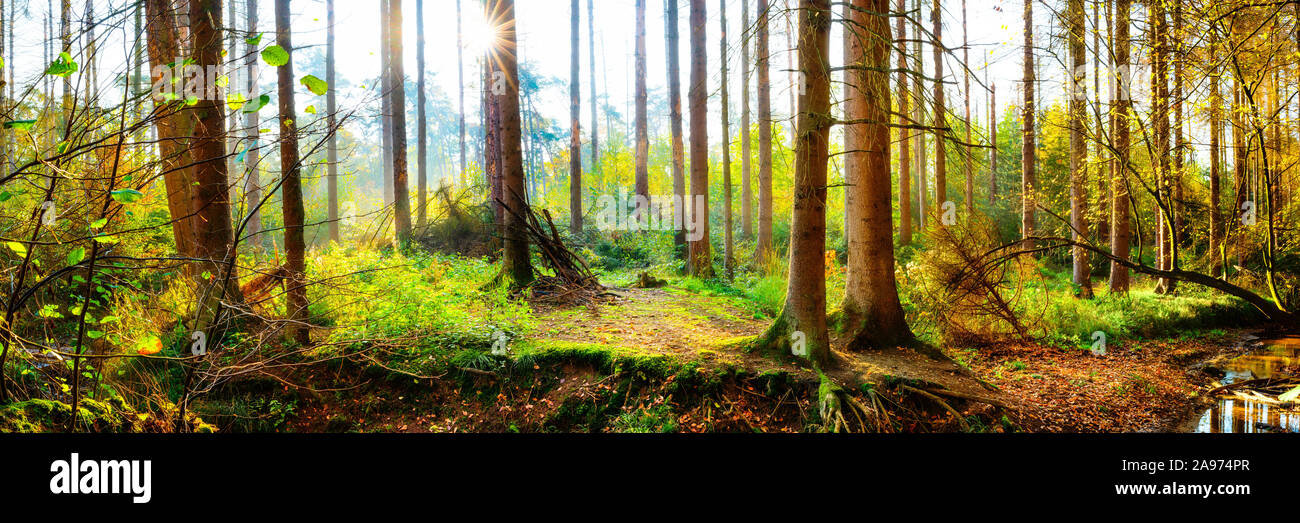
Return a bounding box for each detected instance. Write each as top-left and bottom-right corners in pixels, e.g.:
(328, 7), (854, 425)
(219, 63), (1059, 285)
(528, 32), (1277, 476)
(1195, 337), (1300, 433)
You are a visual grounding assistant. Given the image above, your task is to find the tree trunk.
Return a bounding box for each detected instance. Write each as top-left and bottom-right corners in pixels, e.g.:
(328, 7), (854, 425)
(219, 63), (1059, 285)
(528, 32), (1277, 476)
(1108, 0), (1131, 292)
(417, 0), (429, 230)
(569, 0), (583, 233)
(244, 0), (264, 243)
(721, 0), (733, 278)
(990, 81), (997, 205)
(587, 0), (599, 183)
(1151, 0), (1174, 294)
(634, 0), (649, 221)
(145, 0), (197, 258)
(741, 0), (752, 240)
(327, 0), (339, 242)
(687, 0), (713, 277)
(755, 0), (774, 262)
(274, 0), (309, 345)
(930, 0), (946, 222)
(961, 0), (972, 215)
(1172, 2), (1185, 254)
(1209, 20), (1222, 278)
(485, 44), (504, 232)
(389, 0), (413, 244)
(380, 0), (394, 207)
(457, 0), (467, 186)
(1020, 0), (1035, 252)
(764, 0), (832, 368)
(666, 0), (687, 256)
(895, 0), (911, 245)
(913, 0), (926, 228)
(492, 0), (534, 287)
(1067, 0), (1092, 298)
(842, 0), (912, 347)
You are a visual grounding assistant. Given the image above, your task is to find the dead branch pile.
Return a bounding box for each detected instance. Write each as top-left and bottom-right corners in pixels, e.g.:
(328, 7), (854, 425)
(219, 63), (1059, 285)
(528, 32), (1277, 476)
(1207, 377), (1300, 407)
(499, 201), (604, 305)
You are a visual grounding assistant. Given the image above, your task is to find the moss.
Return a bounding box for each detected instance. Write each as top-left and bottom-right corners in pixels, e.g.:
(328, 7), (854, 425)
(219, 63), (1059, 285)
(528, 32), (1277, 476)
(0, 397), (135, 433)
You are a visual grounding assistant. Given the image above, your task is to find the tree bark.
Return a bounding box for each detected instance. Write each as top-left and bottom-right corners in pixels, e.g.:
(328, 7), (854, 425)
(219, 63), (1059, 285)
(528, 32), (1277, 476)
(687, 0), (713, 277)
(895, 0), (911, 245)
(1108, 0), (1131, 292)
(457, 0), (467, 186)
(755, 0), (774, 262)
(721, 0), (733, 278)
(634, 0), (649, 221)
(1209, 18), (1222, 278)
(765, 0), (832, 368)
(493, 0), (534, 287)
(388, 0), (413, 243)
(145, 0), (197, 258)
(1020, 0), (1035, 252)
(245, 0), (264, 243)
(417, 0), (429, 230)
(666, 0), (687, 256)
(1151, 0), (1175, 294)
(740, 0), (752, 240)
(587, 0), (599, 183)
(568, 0), (583, 233)
(1067, 0), (1092, 298)
(961, 0), (972, 215)
(931, 0), (946, 222)
(327, 0), (340, 241)
(271, 0), (309, 344)
(842, 0), (912, 348)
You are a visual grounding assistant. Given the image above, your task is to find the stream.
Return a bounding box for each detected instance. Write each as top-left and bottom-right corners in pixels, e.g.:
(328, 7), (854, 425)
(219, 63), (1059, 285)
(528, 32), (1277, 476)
(1187, 336), (1300, 433)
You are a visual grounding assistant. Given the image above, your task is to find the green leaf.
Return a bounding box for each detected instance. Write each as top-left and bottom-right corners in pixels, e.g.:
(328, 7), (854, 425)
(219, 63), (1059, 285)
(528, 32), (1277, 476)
(246, 33), (263, 46)
(300, 75), (328, 96)
(243, 94), (271, 114)
(89, 217), (108, 230)
(304, 105), (317, 114)
(226, 92), (248, 111)
(45, 52), (79, 77)
(87, 330), (105, 340)
(99, 315), (120, 325)
(110, 189), (145, 204)
(5, 241), (27, 257)
(0, 191), (11, 202)
(3, 120), (37, 130)
(66, 247), (86, 266)
(92, 234), (120, 245)
(261, 45), (290, 67)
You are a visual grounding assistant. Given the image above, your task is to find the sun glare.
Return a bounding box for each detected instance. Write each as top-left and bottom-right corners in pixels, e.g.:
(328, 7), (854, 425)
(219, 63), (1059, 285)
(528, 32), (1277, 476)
(461, 13), (497, 57)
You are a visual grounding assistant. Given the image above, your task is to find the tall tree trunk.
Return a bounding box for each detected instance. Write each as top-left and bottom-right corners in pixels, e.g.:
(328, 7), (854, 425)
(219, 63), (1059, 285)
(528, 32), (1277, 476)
(1095, 0), (1108, 247)
(721, 0), (733, 278)
(492, 0), (534, 287)
(417, 0), (429, 229)
(485, 39), (504, 232)
(275, 0), (309, 345)
(1109, 0), (1131, 292)
(913, 0), (926, 227)
(244, 0), (263, 243)
(764, 0), (831, 367)
(741, 0), (752, 240)
(895, 0), (911, 245)
(755, 0), (774, 262)
(570, 0), (583, 233)
(961, 0), (972, 215)
(1151, 0), (1174, 294)
(145, 0), (197, 258)
(457, 0), (467, 186)
(666, 0), (687, 256)
(1020, 0), (1035, 252)
(990, 79), (997, 205)
(1171, 2), (1185, 254)
(587, 0), (599, 182)
(1209, 19), (1222, 278)
(327, 0), (340, 241)
(380, 0), (394, 207)
(1067, 0), (1092, 298)
(842, 0), (912, 347)
(389, 0), (413, 244)
(687, 0), (713, 277)
(931, 0), (946, 222)
(634, 0), (649, 220)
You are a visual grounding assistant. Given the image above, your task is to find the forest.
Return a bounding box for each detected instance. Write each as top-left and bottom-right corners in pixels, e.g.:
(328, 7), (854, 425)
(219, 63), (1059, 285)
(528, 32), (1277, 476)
(0, 0), (1297, 435)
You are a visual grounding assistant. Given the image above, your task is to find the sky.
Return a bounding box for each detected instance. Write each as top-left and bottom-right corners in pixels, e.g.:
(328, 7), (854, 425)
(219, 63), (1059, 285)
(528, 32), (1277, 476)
(4, 0), (1147, 155)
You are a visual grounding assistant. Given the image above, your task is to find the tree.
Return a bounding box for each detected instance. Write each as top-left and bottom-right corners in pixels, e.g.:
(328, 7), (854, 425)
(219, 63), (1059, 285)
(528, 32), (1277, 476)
(895, 0), (911, 245)
(720, 0), (733, 278)
(687, 0), (713, 277)
(417, 0), (429, 229)
(913, 0), (927, 227)
(1208, 15), (1223, 278)
(962, 0), (972, 215)
(569, 0), (583, 233)
(457, 0), (467, 185)
(1021, 0), (1035, 252)
(930, 0), (946, 223)
(389, 0), (413, 244)
(327, 0), (340, 241)
(762, 0), (831, 367)
(587, 0), (599, 179)
(380, 0), (394, 206)
(634, 0), (649, 220)
(491, 0), (534, 287)
(842, 0), (912, 348)
(666, 0), (687, 255)
(245, 0), (264, 242)
(755, 0), (774, 262)
(1151, 0), (1175, 294)
(145, 0), (197, 258)
(1067, 0), (1092, 298)
(1108, 0), (1131, 292)
(740, 0), (752, 239)
(275, 0), (309, 345)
